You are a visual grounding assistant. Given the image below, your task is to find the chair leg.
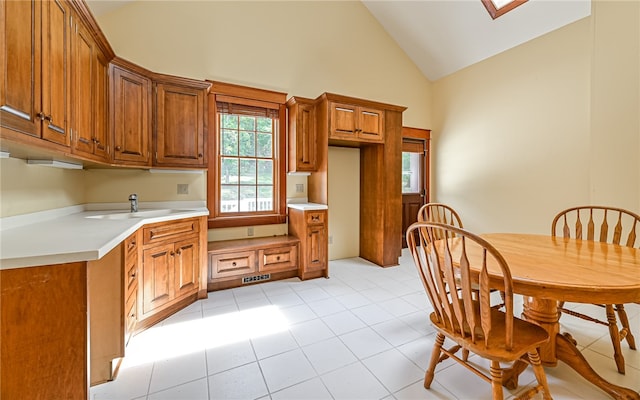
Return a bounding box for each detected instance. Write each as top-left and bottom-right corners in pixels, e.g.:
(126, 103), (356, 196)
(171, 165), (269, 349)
(527, 350), (552, 400)
(605, 304), (626, 374)
(489, 360), (504, 400)
(425, 333), (445, 389)
(615, 304), (637, 350)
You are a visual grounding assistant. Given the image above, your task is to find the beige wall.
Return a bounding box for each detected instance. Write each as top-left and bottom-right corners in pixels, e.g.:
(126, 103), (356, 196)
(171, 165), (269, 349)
(0, 157), (85, 216)
(431, 1), (639, 234)
(327, 147), (360, 260)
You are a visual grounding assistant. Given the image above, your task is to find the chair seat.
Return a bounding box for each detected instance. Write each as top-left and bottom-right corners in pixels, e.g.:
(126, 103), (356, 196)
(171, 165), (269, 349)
(430, 307), (549, 363)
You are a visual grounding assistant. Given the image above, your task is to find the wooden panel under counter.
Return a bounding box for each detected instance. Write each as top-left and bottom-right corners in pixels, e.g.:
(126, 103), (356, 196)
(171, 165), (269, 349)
(207, 236), (299, 291)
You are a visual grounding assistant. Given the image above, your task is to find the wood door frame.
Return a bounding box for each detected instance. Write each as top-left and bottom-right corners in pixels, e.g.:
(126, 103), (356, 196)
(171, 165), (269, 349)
(401, 127), (431, 248)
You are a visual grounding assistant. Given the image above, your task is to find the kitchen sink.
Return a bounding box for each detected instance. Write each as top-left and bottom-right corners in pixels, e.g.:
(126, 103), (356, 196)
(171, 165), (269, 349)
(86, 209), (191, 220)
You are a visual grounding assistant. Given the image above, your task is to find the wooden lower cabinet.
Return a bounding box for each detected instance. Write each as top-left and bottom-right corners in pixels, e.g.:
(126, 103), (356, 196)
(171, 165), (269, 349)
(208, 236), (299, 290)
(137, 217), (204, 329)
(1, 262), (88, 399)
(288, 208), (328, 280)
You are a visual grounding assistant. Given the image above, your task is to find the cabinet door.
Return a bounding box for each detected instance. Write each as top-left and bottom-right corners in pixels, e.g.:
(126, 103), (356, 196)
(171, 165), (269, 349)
(296, 102), (316, 171)
(93, 49), (110, 160)
(71, 19), (95, 156)
(173, 237), (199, 298)
(40, 0), (71, 146)
(111, 66), (151, 164)
(155, 83), (205, 167)
(358, 107), (384, 142)
(0, 0), (42, 137)
(306, 224), (327, 272)
(329, 102), (357, 140)
(141, 243), (174, 316)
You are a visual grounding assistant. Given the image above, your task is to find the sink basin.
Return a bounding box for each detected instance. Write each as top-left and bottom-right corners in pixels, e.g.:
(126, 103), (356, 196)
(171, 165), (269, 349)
(86, 209), (190, 220)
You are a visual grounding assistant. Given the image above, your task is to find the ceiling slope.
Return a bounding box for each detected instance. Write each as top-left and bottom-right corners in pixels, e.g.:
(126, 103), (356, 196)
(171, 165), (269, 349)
(362, 0), (591, 81)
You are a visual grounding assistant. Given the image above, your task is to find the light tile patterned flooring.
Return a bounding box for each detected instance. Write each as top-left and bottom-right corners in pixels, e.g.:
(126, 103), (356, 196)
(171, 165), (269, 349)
(91, 249), (640, 400)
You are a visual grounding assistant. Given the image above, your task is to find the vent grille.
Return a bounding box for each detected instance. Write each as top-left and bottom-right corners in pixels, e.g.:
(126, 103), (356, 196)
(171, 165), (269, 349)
(242, 274), (271, 284)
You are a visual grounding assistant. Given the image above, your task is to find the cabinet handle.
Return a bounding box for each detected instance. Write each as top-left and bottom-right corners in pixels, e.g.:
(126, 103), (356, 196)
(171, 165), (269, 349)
(170, 251), (175, 256)
(176, 249), (182, 255)
(198, 153), (203, 158)
(115, 145), (122, 151)
(44, 115), (53, 123)
(36, 112), (46, 121)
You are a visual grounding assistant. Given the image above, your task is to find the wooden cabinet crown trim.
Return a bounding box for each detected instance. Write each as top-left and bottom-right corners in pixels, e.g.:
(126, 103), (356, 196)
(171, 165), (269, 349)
(319, 92), (406, 112)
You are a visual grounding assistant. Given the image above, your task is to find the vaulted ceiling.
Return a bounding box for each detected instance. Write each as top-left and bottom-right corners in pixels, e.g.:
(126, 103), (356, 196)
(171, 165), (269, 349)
(86, 0), (592, 82)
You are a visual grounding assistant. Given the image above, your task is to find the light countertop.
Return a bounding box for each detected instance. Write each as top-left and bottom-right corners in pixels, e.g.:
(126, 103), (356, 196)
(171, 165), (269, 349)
(287, 202), (328, 211)
(0, 202), (209, 270)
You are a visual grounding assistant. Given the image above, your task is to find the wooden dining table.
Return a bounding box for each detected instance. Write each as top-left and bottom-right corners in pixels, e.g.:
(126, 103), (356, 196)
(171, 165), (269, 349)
(468, 233), (640, 399)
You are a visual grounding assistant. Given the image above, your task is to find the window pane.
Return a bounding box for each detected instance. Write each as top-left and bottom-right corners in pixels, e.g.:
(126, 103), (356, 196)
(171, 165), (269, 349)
(257, 186), (273, 211)
(402, 152), (421, 193)
(239, 186), (256, 212)
(256, 133), (272, 158)
(239, 116), (255, 131)
(239, 159), (256, 184)
(256, 117), (272, 133)
(221, 158), (239, 184)
(221, 185), (238, 212)
(257, 159), (272, 184)
(221, 129), (238, 156)
(221, 114), (238, 129)
(239, 131), (255, 157)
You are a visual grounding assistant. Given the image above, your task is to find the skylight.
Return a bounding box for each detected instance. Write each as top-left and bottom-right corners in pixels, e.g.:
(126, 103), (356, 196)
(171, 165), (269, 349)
(481, 0), (528, 19)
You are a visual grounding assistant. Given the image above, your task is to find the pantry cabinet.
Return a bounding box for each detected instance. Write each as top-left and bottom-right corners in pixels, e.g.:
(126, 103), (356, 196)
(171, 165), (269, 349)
(0, 0), (72, 147)
(70, 17), (110, 161)
(153, 75), (210, 167)
(110, 58), (152, 166)
(287, 96), (317, 172)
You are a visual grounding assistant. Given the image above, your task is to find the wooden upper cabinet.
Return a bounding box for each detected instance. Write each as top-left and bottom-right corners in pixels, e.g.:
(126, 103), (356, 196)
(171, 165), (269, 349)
(0, 0), (71, 147)
(287, 96), (317, 172)
(70, 17), (109, 161)
(110, 59), (152, 165)
(329, 102), (384, 144)
(153, 76), (210, 167)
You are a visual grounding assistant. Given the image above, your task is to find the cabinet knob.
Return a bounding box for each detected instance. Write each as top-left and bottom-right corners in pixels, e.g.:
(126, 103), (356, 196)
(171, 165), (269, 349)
(232, 261), (237, 267)
(276, 256), (281, 261)
(115, 146), (122, 151)
(198, 153), (203, 158)
(36, 112), (46, 121)
(170, 251), (175, 256)
(44, 115), (53, 123)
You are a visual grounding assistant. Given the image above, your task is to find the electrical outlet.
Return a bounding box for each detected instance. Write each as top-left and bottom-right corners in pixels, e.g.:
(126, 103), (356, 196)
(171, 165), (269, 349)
(328, 235), (333, 245)
(296, 184), (304, 193)
(247, 227), (254, 236)
(177, 184), (189, 195)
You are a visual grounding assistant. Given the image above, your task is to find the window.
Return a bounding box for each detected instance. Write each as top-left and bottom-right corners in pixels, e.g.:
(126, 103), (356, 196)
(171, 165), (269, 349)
(207, 82), (287, 228)
(481, 0), (528, 19)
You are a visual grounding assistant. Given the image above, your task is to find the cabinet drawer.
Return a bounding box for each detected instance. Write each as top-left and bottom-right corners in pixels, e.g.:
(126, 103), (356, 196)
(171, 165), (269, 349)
(306, 211), (326, 225)
(124, 259), (138, 297)
(209, 251), (256, 279)
(124, 292), (137, 345)
(124, 232), (139, 258)
(143, 218), (199, 245)
(259, 245), (297, 273)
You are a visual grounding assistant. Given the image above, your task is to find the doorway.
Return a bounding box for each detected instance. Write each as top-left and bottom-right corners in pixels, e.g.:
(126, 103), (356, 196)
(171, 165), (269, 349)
(401, 128), (430, 248)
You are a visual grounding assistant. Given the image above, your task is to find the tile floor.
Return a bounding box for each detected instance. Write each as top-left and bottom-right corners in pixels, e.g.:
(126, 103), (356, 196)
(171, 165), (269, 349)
(91, 249), (640, 400)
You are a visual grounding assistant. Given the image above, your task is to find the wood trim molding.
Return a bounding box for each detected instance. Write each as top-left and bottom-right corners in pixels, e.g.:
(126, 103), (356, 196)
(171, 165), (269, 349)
(481, 0), (528, 19)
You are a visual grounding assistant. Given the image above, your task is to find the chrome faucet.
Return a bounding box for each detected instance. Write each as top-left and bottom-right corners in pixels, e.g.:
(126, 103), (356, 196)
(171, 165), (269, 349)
(128, 193), (138, 212)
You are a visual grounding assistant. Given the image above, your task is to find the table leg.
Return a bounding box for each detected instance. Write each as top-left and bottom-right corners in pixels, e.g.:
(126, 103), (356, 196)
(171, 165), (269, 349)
(521, 297), (639, 400)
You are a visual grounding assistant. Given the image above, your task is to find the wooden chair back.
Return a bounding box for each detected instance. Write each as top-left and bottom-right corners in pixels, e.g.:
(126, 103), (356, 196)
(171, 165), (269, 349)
(406, 221), (514, 350)
(417, 203), (464, 226)
(551, 206), (640, 247)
